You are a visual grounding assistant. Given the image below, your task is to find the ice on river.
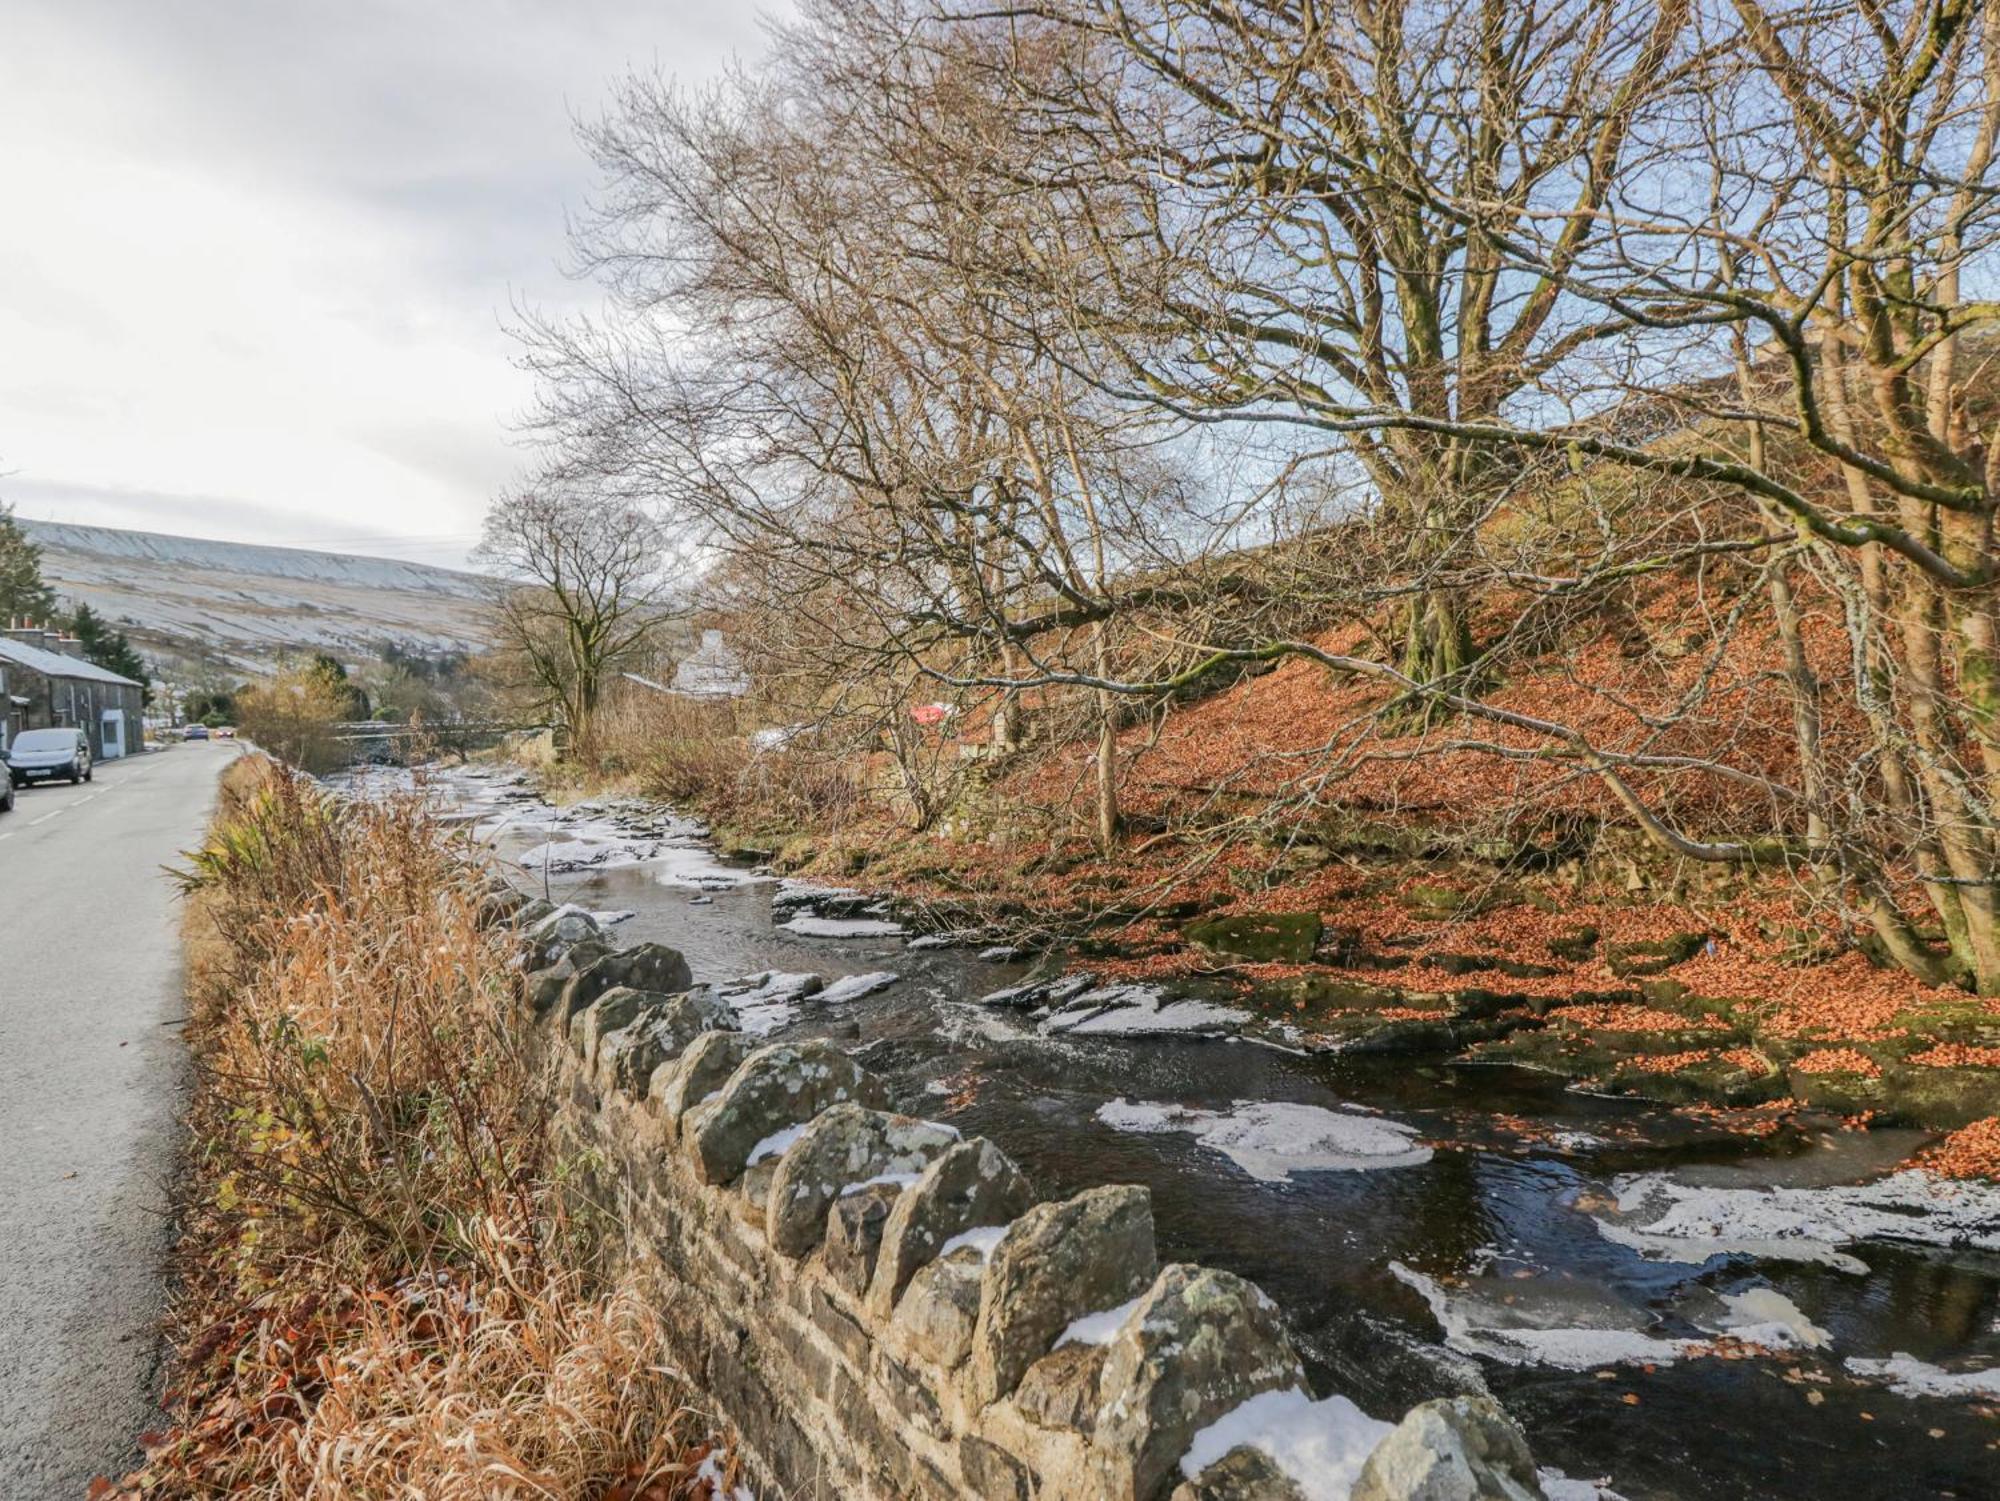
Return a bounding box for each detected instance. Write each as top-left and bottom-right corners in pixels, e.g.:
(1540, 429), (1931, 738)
(1845, 1353), (2000, 1401)
(1590, 1169), (2000, 1273)
(1390, 1262), (1700, 1371)
(703, 972), (823, 1035)
(1097, 1098), (1432, 1182)
(817, 970), (900, 1003)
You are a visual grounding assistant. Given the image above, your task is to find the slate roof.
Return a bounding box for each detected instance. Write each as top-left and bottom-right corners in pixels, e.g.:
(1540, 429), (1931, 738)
(0, 634), (144, 689)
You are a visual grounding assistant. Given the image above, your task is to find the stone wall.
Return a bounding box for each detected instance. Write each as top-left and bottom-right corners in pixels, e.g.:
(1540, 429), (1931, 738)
(505, 899), (1548, 1501)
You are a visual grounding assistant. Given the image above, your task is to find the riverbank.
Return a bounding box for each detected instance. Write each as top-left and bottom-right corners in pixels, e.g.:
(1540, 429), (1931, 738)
(105, 758), (738, 1498)
(419, 757), (2000, 1500)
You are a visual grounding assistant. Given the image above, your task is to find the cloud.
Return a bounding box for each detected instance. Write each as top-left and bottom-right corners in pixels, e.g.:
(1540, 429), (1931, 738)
(0, 0), (779, 564)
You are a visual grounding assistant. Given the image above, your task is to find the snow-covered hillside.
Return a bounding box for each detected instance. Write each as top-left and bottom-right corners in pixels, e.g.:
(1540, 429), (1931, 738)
(21, 520), (497, 677)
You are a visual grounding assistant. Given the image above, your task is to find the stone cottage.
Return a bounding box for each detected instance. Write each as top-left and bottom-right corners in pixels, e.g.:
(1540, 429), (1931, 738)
(0, 626), (148, 760)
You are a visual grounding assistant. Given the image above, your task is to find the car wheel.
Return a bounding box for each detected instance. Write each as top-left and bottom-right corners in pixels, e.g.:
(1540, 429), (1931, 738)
(1, 783), (11, 813)
(70, 765), (81, 784)
(84, 765), (93, 782)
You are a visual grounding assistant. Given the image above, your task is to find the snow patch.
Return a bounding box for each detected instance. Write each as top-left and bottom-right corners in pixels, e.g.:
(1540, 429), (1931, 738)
(1390, 1263), (1699, 1371)
(1098, 1098), (1432, 1182)
(1593, 1169), (2000, 1273)
(1177, 1386), (1393, 1501)
(939, 1225), (1009, 1261)
(747, 1122), (809, 1166)
(1043, 984), (1250, 1038)
(707, 972), (822, 1035)
(1845, 1353), (2000, 1401)
(1717, 1288), (1830, 1350)
(779, 916), (908, 939)
(1057, 1296), (1144, 1349)
(817, 970), (901, 1004)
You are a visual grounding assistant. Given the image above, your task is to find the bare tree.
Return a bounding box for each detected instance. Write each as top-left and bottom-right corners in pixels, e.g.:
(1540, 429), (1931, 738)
(474, 487), (671, 756)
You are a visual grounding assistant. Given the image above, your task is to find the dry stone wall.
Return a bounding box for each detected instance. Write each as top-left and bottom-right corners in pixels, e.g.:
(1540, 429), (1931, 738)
(502, 895), (1549, 1501)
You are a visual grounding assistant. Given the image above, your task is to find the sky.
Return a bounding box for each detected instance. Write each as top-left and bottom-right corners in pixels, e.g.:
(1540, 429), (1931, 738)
(0, 1), (779, 569)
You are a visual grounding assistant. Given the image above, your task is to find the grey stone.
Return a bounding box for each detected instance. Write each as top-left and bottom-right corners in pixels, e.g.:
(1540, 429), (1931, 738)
(891, 1247), (985, 1370)
(969, 1184), (1156, 1405)
(735, 1158), (780, 1230)
(824, 1182), (901, 1298)
(685, 1040), (885, 1186)
(570, 984), (654, 1062)
(1351, 1396), (1545, 1501)
(523, 903), (602, 968)
(558, 942), (694, 1025)
(1170, 1445), (1309, 1501)
(868, 1137), (1031, 1319)
(597, 990), (734, 1094)
(1015, 1341), (1108, 1437)
(764, 1104), (958, 1258)
(521, 937), (614, 1017)
(1093, 1264), (1306, 1501)
(652, 1030), (758, 1135)
(960, 1434), (1035, 1501)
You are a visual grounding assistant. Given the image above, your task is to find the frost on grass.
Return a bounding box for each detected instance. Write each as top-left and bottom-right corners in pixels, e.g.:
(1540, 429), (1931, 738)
(1591, 1170), (2000, 1273)
(1845, 1354), (2000, 1401)
(1177, 1386), (1393, 1501)
(1097, 1098), (1432, 1182)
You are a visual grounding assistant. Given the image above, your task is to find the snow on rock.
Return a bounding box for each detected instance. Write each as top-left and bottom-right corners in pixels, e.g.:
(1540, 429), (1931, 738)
(592, 909), (636, 927)
(1178, 1386), (1394, 1501)
(704, 972), (823, 1036)
(817, 971), (901, 1004)
(1098, 1098), (1432, 1183)
(1042, 984), (1250, 1038)
(1538, 1469), (1627, 1501)
(691, 1448), (755, 1501)
(1592, 1169), (2000, 1273)
(779, 915), (908, 939)
(938, 1225), (1009, 1261)
(1845, 1354), (2000, 1401)
(1056, 1295), (1144, 1349)
(747, 1121), (810, 1167)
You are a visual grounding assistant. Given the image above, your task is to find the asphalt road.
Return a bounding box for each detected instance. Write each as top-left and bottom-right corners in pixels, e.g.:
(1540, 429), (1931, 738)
(0, 740), (234, 1497)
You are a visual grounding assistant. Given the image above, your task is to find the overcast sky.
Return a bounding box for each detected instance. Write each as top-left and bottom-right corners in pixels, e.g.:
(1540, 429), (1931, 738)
(0, 1), (778, 568)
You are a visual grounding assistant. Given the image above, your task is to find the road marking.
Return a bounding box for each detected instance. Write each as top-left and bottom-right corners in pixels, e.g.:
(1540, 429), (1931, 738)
(28, 809), (64, 826)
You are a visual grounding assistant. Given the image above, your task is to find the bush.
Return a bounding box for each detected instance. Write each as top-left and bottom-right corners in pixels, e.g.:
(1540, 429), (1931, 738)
(121, 756), (730, 1498)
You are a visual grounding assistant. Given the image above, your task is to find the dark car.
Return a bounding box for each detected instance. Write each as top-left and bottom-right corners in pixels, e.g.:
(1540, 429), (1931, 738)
(6, 727), (93, 787)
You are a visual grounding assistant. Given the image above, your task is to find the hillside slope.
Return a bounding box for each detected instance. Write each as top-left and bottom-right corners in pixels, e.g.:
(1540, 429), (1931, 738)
(21, 520), (496, 680)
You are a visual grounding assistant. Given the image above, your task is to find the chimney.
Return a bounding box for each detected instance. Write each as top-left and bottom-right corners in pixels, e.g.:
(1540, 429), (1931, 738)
(53, 635), (86, 659)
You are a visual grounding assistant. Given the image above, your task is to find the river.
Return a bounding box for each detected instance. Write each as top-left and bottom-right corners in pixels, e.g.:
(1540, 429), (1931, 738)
(354, 763), (2000, 1500)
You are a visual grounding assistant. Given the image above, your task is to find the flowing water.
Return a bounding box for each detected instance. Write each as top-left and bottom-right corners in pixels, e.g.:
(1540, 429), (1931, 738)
(359, 765), (2000, 1500)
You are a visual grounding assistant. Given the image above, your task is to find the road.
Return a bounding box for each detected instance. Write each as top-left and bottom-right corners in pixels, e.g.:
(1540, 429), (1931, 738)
(0, 740), (234, 1497)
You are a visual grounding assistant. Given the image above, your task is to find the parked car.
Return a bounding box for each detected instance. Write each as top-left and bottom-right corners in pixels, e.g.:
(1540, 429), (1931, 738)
(6, 727), (92, 786)
(183, 723), (210, 741)
(0, 762), (12, 812)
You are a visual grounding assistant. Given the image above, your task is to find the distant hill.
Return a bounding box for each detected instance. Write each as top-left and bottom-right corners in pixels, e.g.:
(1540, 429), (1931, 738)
(20, 520), (496, 682)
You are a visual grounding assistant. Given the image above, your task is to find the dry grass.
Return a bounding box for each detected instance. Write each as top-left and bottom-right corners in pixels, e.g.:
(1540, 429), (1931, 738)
(111, 755), (733, 1499)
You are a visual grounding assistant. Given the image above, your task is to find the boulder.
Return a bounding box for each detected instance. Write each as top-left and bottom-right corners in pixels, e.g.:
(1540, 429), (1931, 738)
(825, 1181), (903, 1298)
(969, 1184), (1156, 1405)
(1093, 1265), (1306, 1501)
(1351, 1396), (1544, 1501)
(597, 990), (734, 1095)
(1184, 911), (1323, 965)
(1016, 1342), (1108, 1437)
(684, 1040), (885, 1186)
(558, 942), (694, 1025)
(523, 903), (602, 968)
(652, 1030), (759, 1134)
(570, 984), (653, 1063)
(1170, 1446), (1308, 1501)
(521, 938), (614, 1018)
(890, 1247), (986, 1370)
(868, 1137), (1032, 1319)
(765, 1105), (959, 1258)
